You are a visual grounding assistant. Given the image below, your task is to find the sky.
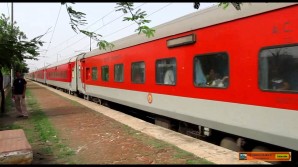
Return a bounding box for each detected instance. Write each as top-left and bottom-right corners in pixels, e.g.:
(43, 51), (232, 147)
(0, 2), (217, 72)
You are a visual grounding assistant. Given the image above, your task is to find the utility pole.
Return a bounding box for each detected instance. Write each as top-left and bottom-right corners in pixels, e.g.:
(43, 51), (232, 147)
(10, 2), (14, 87)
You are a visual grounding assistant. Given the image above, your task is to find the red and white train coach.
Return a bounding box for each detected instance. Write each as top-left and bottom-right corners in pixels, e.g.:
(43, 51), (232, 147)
(45, 58), (75, 91)
(81, 3), (298, 152)
(29, 3), (298, 153)
(34, 66), (48, 84)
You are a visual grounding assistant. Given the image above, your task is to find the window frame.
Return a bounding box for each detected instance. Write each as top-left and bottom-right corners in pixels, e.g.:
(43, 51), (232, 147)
(101, 65), (109, 82)
(131, 61), (145, 84)
(155, 57), (177, 86)
(193, 52), (230, 89)
(114, 63), (124, 82)
(91, 66), (98, 81)
(258, 44), (298, 94)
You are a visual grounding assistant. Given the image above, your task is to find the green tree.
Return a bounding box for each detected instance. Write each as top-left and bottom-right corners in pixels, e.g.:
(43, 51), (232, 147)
(0, 14), (43, 113)
(63, 2), (155, 50)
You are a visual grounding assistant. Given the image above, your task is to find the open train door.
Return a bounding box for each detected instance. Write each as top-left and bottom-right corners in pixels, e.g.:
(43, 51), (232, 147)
(76, 53), (86, 95)
(85, 67), (90, 91)
(81, 59), (86, 91)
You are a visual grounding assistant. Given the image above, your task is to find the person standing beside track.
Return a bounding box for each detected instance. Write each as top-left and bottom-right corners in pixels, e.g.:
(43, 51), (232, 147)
(12, 71), (28, 118)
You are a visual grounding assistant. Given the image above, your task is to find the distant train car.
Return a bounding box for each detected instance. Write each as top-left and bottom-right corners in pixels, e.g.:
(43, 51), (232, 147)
(46, 58), (74, 91)
(29, 3), (298, 154)
(34, 66), (48, 84)
(25, 71), (35, 80)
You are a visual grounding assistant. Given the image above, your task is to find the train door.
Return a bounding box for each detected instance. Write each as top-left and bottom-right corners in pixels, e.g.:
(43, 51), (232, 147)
(77, 63), (82, 93)
(68, 63), (72, 88)
(85, 67), (90, 90)
(81, 60), (86, 93)
(70, 65), (75, 91)
(43, 69), (46, 84)
(76, 60), (81, 92)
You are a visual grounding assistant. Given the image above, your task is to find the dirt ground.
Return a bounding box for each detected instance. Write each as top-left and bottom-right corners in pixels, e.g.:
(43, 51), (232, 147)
(0, 81), (211, 164)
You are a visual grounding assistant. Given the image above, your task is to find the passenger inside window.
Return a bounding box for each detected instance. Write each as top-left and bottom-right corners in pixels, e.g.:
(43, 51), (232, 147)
(259, 45), (298, 92)
(206, 69), (219, 86)
(156, 58), (176, 85)
(194, 53), (229, 88)
(271, 66), (290, 90)
(164, 67), (175, 85)
(132, 61), (145, 83)
(134, 73), (142, 83)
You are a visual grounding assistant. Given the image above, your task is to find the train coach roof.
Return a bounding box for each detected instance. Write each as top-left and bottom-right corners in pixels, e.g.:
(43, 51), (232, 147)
(84, 3), (297, 59)
(47, 54), (81, 68)
(29, 65), (50, 73)
(69, 53), (85, 62)
(47, 58), (71, 68)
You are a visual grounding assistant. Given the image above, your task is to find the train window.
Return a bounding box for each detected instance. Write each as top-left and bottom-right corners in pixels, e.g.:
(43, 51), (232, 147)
(156, 58), (176, 85)
(194, 53), (229, 88)
(92, 67), (98, 80)
(101, 65), (109, 81)
(259, 45), (298, 92)
(131, 61), (145, 84)
(114, 64), (124, 82)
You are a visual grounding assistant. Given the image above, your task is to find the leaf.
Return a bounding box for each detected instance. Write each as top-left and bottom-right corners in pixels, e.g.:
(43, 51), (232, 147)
(115, 2), (155, 38)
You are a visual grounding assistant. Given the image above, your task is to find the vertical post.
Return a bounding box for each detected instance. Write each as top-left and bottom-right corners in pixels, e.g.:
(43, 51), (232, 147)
(90, 36), (91, 51)
(10, 2), (14, 87)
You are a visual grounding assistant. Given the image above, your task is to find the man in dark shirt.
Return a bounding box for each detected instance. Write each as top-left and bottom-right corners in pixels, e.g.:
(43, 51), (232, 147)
(13, 71), (28, 118)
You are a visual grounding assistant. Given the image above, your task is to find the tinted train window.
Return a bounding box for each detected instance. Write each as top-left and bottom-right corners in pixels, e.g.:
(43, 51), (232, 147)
(101, 66), (109, 81)
(131, 61), (145, 84)
(63, 71), (67, 79)
(92, 67), (98, 80)
(156, 58), (176, 85)
(259, 45), (298, 92)
(114, 64), (124, 82)
(194, 53), (229, 88)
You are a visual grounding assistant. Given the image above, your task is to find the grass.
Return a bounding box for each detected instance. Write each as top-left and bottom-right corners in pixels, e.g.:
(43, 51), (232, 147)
(120, 124), (214, 164)
(0, 124), (22, 131)
(25, 89), (76, 159)
(0, 88), (77, 164)
(0, 84), (213, 164)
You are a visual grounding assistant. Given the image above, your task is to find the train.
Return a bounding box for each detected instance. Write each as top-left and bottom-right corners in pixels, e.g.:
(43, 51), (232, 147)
(27, 3), (298, 156)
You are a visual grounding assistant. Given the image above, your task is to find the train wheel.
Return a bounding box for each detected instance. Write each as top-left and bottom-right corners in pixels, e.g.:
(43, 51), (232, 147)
(252, 146), (270, 152)
(102, 101), (109, 108)
(220, 137), (242, 152)
(97, 98), (102, 105)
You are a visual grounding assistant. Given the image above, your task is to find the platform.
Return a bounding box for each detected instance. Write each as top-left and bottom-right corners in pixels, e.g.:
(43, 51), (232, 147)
(0, 129), (32, 164)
